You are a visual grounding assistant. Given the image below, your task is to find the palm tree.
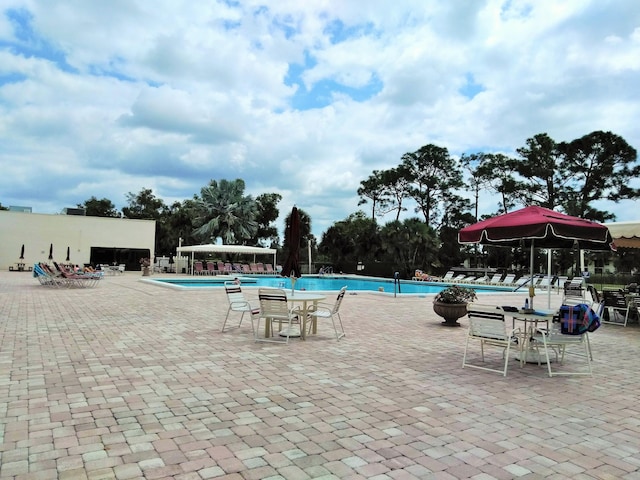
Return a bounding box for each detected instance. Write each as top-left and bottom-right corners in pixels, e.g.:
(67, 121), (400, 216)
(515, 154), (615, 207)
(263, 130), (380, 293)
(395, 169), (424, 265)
(193, 179), (258, 244)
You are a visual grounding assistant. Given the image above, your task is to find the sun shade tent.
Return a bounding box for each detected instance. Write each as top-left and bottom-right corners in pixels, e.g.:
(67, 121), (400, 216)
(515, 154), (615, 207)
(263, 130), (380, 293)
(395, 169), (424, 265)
(176, 244), (277, 275)
(458, 206), (615, 308)
(604, 221), (640, 249)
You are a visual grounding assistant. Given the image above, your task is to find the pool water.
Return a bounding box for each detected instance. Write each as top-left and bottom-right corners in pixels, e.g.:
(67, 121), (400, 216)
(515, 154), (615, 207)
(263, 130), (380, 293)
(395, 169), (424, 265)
(146, 275), (513, 295)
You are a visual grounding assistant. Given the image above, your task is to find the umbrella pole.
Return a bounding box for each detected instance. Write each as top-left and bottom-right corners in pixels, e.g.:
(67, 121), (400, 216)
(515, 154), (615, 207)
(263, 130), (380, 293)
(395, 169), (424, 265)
(529, 242), (535, 309)
(547, 249), (552, 308)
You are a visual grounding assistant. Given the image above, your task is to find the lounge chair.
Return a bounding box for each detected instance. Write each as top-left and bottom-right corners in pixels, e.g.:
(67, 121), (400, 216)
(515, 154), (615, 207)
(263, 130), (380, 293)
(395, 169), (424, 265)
(51, 262), (101, 288)
(194, 261), (206, 275)
(442, 271), (455, 282)
(206, 262), (217, 275)
(249, 263), (260, 274)
(536, 276), (553, 290)
(256, 263), (268, 274)
(500, 274), (516, 286)
(264, 264), (275, 274)
(488, 274), (503, 285)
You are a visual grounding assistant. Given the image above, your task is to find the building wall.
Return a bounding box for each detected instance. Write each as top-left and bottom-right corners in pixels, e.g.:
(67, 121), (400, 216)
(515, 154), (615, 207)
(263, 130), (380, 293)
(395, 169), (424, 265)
(0, 211), (156, 270)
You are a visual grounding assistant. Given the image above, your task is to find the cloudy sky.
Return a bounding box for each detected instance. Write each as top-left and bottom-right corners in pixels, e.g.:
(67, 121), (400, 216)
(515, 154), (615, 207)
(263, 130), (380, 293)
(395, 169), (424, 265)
(1, 0), (639, 239)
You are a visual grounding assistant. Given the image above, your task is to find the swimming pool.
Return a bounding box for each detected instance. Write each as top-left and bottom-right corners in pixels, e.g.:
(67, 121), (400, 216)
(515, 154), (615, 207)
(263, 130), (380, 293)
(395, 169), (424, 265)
(143, 275), (514, 295)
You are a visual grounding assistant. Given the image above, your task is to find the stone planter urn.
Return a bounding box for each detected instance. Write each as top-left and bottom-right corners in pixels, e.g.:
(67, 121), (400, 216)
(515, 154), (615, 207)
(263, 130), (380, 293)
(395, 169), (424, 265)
(433, 301), (468, 327)
(142, 266), (150, 276)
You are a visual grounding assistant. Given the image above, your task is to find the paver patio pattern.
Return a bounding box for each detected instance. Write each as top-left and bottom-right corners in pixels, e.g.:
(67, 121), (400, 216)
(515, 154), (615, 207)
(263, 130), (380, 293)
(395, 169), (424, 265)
(1, 271), (639, 479)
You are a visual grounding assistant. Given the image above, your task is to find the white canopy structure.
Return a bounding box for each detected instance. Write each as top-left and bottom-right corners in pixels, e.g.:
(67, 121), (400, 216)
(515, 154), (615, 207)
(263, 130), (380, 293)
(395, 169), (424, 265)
(604, 221), (640, 249)
(176, 244), (277, 274)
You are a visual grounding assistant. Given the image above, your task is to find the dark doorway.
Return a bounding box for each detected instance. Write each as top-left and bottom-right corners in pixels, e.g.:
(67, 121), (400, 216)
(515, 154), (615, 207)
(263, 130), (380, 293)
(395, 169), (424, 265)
(90, 247), (150, 271)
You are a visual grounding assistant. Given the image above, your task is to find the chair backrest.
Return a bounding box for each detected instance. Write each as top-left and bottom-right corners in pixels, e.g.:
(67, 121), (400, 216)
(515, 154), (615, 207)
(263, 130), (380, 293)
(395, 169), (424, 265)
(489, 274), (503, 284)
(207, 262), (216, 273)
(258, 288), (290, 316)
(442, 271), (454, 280)
(265, 264), (274, 273)
(332, 287), (347, 314)
(558, 304), (592, 335)
(501, 274), (515, 284)
(194, 261), (204, 272)
(225, 283), (246, 304)
(587, 285), (601, 303)
(467, 305), (507, 340)
(602, 289), (627, 309)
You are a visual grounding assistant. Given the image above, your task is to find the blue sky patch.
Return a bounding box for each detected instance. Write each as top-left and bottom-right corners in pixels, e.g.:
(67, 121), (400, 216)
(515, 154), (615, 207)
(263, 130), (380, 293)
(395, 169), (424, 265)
(324, 19), (377, 44)
(3, 8), (77, 75)
(459, 73), (485, 99)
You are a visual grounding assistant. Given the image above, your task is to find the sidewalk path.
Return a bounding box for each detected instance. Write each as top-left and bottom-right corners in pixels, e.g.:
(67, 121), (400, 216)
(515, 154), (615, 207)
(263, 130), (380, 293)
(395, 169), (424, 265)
(1, 272), (639, 479)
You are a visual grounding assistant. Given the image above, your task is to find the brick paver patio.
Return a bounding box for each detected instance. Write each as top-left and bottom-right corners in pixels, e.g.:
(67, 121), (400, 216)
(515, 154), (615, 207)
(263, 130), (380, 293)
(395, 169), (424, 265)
(1, 271), (639, 479)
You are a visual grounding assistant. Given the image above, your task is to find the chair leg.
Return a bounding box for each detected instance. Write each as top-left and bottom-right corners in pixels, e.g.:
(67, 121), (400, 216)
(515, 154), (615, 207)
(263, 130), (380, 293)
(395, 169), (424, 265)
(334, 313), (346, 340)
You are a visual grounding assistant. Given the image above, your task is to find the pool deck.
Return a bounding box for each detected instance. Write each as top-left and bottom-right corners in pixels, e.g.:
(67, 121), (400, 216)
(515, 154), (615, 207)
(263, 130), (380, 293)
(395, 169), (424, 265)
(1, 271), (639, 479)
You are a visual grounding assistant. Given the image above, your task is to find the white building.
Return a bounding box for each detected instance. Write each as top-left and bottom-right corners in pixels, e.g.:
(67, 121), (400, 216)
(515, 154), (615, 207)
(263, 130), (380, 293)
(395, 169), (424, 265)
(0, 211), (156, 271)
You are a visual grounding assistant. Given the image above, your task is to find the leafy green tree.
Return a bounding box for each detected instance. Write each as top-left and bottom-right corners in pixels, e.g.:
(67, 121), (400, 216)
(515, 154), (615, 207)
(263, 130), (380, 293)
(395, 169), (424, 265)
(461, 153), (521, 215)
(379, 218), (439, 277)
(78, 196), (120, 217)
(251, 193), (282, 247)
(401, 144), (464, 226)
(122, 188), (167, 220)
(193, 179), (258, 244)
(319, 212), (381, 268)
(156, 200), (198, 255)
(357, 170), (390, 219)
(380, 167), (411, 221)
(558, 130), (639, 221)
(515, 133), (566, 209)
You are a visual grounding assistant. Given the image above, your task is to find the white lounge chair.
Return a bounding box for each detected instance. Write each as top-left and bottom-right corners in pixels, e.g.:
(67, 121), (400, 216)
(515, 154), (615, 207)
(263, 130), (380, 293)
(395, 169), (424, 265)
(500, 274), (516, 286)
(488, 274), (503, 285)
(442, 271), (455, 281)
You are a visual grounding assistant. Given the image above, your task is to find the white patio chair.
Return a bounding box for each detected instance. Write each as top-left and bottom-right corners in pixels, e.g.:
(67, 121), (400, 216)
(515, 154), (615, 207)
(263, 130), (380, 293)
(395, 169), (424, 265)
(601, 289), (631, 326)
(462, 305), (522, 376)
(527, 304), (594, 377)
(488, 274), (503, 285)
(221, 282), (258, 334)
(307, 286), (347, 340)
(255, 288), (300, 344)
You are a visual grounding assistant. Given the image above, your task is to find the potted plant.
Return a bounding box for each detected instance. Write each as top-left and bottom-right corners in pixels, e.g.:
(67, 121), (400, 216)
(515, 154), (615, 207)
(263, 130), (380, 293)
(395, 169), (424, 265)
(433, 285), (477, 327)
(140, 258), (151, 276)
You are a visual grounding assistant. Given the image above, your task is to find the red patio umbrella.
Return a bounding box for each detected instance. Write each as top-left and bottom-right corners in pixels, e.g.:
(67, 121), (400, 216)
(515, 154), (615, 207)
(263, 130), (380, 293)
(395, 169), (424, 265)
(459, 206), (614, 307)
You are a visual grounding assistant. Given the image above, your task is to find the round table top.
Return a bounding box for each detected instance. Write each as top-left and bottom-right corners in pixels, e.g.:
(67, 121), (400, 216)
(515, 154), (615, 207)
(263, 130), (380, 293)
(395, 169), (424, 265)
(285, 291), (326, 301)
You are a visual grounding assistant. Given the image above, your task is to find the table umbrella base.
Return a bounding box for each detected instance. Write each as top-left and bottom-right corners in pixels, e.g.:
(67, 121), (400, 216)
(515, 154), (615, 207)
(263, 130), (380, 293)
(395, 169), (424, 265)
(516, 348), (555, 364)
(278, 327), (301, 338)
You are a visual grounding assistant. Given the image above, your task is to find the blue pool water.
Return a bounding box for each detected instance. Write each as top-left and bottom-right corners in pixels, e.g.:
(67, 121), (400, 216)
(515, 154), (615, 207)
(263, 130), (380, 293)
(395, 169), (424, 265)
(146, 275), (513, 295)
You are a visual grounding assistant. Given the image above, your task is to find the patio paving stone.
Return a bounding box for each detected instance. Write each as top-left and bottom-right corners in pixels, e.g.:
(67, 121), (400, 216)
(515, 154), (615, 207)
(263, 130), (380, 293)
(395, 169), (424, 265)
(1, 271), (640, 479)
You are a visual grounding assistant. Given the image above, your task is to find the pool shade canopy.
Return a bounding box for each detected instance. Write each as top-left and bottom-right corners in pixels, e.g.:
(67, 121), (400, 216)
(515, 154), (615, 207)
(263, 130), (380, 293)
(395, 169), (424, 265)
(604, 221), (640, 249)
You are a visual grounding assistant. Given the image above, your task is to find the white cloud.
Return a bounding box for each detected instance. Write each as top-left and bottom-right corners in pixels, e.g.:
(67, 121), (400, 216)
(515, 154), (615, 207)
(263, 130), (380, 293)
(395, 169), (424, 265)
(1, 0), (640, 237)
